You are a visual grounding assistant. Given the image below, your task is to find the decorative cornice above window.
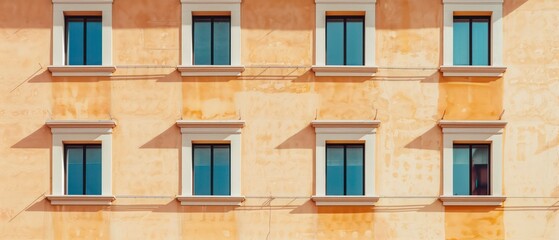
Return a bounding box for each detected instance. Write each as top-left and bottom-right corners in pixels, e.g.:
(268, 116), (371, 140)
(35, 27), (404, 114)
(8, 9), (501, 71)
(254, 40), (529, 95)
(311, 120), (381, 129)
(46, 120), (117, 129)
(438, 120), (507, 129)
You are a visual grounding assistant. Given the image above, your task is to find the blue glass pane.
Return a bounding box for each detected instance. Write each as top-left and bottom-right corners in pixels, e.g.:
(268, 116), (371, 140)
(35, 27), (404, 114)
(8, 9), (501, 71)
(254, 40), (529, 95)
(326, 18), (344, 65)
(346, 18), (364, 66)
(66, 147), (84, 195)
(453, 20), (470, 66)
(472, 145), (490, 195)
(85, 146), (102, 195)
(212, 146), (231, 195)
(345, 146), (364, 195)
(193, 146), (211, 195)
(86, 20), (102, 65)
(453, 145), (470, 195)
(326, 146), (344, 195)
(67, 20), (84, 65)
(213, 19), (230, 65)
(193, 18), (212, 65)
(472, 20), (490, 66)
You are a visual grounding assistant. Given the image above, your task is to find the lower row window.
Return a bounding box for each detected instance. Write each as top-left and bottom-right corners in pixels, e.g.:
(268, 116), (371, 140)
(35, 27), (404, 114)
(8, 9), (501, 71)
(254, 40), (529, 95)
(326, 144), (364, 196)
(453, 144), (490, 195)
(65, 144), (102, 195)
(193, 144), (231, 195)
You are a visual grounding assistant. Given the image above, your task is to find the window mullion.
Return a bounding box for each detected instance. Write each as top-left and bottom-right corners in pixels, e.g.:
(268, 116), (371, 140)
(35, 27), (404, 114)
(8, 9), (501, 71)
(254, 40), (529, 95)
(343, 145), (347, 196)
(83, 18), (87, 65)
(82, 145), (86, 195)
(211, 17), (214, 65)
(210, 145), (214, 195)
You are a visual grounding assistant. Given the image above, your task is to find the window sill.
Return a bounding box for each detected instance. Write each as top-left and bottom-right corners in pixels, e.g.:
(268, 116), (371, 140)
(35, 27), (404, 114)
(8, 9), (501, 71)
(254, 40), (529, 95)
(46, 195), (116, 206)
(311, 66), (378, 77)
(439, 66), (507, 77)
(177, 65), (245, 77)
(176, 196), (245, 206)
(439, 196), (506, 206)
(311, 196), (379, 206)
(48, 65), (117, 77)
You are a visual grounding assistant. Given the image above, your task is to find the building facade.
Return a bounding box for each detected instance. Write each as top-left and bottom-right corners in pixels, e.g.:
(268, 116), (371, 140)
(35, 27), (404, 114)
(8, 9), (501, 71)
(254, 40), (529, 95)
(1, 0), (558, 239)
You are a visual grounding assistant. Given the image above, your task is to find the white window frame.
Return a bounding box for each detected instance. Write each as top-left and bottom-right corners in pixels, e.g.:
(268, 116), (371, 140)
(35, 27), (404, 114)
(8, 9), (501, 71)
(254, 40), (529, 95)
(312, 0), (378, 77)
(439, 120), (507, 206)
(311, 120), (380, 206)
(49, 0), (116, 77)
(440, 0), (507, 77)
(176, 120), (245, 206)
(177, 0), (244, 77)
(45, 120), (116, 206)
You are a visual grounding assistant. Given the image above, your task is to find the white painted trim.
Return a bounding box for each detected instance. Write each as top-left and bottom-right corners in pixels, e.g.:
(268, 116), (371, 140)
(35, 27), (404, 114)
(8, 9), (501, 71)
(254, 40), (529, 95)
(439, 196), (506, 206)
(311, 196), (379, 206)
(46, 120), (116, 197)
(180, 1), (241, 66)
(46, 195), (115, 206)
(177, 120), (244, 199)
(312, 120), (379, 199)
(52, 1), (113, 66)
(440, 66), (507, 77)
(442, 0), (503, 66)
(177, 66), (245, 76)
(311, 66), (378, 77)
(439, 120), (506, 197)
(315, 1), (376, 67)
(48, 66), (116, 77)
(176, 196), (245, 206)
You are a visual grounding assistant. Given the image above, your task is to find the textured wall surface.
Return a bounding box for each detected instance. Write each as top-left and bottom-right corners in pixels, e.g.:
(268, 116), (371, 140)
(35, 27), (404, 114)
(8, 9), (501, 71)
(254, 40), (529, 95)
(0, 0), (558, 239)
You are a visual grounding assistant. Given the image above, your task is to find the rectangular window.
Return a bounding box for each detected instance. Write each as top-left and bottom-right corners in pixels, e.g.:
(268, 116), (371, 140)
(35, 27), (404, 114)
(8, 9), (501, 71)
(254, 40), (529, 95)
(193, 144), (231, 195)
(65, 16), (102, 65)
(65, 144), (102, 195)
(193, 16), (231, 65)
(453, 144), (490, 195)
(326, 144), (364, 196)
(453, 16), (490, 66)
(326, 16), (364, 66)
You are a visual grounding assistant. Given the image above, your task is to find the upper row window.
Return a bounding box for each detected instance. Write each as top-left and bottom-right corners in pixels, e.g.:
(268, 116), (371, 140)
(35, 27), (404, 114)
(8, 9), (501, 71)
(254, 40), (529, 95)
(65, 16), (102, 66)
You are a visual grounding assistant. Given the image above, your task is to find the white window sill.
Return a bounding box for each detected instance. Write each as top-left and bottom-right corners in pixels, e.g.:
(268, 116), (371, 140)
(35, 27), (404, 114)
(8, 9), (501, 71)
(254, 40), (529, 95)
(48, 65), (117, 77)
(311, 66), (378, 77)
(176, 196), (245, 206)
(46, 195), (116, 206)
(177, 65), (245, 77)
(439, 66), (507, 77)
(439, 196), (506, 206)
(311, 196), (379, 206)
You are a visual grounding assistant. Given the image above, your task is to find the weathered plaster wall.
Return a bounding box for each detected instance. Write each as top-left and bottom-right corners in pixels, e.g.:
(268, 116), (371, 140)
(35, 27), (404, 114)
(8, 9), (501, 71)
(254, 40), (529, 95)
(0, 0), (558, 239)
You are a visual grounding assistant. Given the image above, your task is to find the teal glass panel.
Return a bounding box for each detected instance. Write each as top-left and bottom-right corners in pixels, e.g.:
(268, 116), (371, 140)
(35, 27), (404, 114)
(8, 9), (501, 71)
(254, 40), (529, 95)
(67, 20), (85, 65)
(345, 18), (364, 66)
(453, 145), (470, 195)
(193, 18), (212, 65)
(472, 19), (490, 66)
(213, 18), (231, 65)
(66, 147), (84, 195)
(85, 19), (102, 65)
(472, 145), (490, 195)
(193, 145), (212, 195)
(212, 145), (231, 195)
(345, 145), (364, 195)
(326, 18), (344, 65)
(85, 146), (102, 195)
(453, 19), (470, 65)
(326, 145), (344, 195)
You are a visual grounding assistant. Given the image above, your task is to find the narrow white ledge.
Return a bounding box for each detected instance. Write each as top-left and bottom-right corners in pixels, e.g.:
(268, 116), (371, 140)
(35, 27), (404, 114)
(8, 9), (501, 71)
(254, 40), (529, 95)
(48, 66), (116, 77)
(442, 0), (503, 3)
(177, 66), (245, 77)
(438, 120), (507, 129)
(439, 196), (506, 206)
(46, 120), (117, 129)
(312, 66), (378, 77)
(181, 0), (240, 3)
(53, 0), (113, 3)
(311, 196), (379, 206)
(312, 120), (380, 129)
(316, 0), (376, 3)
(47, 195), (116, 206)
(440, 66), (507, 77)
(176, 196), (245, 206)
(176, 120), (245, 129)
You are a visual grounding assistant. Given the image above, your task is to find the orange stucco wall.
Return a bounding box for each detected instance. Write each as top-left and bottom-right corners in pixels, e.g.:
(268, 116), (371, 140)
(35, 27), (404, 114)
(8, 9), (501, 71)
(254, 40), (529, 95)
(1, 0), (558, 239)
